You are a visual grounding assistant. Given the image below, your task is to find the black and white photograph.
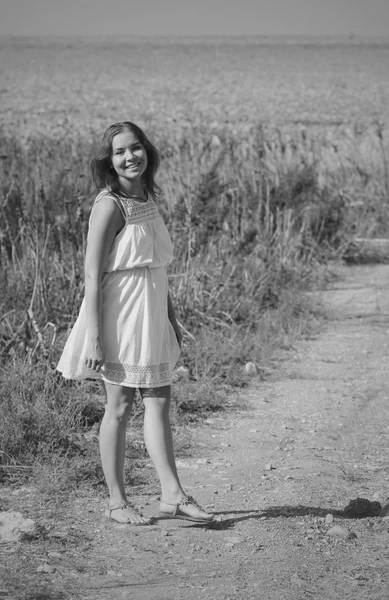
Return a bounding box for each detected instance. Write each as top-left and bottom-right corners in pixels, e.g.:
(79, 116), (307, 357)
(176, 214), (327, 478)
(1, 1), (389, 598)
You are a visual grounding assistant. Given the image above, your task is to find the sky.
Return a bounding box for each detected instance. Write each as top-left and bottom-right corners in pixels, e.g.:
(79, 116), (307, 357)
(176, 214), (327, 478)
(0, 0), (388, 37)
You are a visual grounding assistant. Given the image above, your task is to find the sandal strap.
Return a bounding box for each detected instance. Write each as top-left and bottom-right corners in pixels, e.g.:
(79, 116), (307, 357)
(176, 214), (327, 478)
(108, 503), (128, 514)
(161, 496), (203, 510)
(179, 495), (202, 509)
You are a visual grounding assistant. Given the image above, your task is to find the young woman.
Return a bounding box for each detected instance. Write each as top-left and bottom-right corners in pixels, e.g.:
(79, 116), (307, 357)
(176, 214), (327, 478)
(57, 121), (214, 525)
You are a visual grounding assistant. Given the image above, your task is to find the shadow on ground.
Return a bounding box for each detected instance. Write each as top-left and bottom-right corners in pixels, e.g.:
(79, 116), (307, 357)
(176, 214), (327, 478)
(183, 504), (346, 530)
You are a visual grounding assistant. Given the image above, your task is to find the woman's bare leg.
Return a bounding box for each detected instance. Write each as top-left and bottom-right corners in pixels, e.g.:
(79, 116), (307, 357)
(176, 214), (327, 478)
(141, 387), (213, 520)
(99, 382), (150, 524)
(142, 388), (183, 501)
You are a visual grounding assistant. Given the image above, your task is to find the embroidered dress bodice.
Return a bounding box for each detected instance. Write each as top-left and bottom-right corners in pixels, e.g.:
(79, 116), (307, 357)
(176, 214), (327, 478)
(92, 191), (174, 273)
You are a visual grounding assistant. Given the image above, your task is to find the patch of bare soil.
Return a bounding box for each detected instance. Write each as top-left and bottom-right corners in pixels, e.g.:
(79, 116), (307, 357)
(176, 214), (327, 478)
(2, 264), (389, 600)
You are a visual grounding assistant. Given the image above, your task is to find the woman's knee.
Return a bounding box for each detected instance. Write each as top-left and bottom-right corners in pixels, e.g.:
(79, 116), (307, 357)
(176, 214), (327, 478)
(104, 384), (135, 422)
(140, 386), (171, 413)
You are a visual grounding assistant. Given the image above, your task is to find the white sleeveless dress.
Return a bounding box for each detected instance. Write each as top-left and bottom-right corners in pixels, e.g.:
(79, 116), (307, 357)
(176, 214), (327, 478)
(57, 190), (180, 388)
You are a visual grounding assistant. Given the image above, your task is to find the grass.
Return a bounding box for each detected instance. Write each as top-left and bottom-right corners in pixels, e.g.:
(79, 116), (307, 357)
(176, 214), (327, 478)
(0, 37), (388, 488)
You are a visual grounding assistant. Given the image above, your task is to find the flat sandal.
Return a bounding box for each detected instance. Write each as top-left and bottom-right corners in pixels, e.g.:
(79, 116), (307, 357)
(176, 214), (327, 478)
(159, 495), (214, 523)
(105, 503), (154, 525)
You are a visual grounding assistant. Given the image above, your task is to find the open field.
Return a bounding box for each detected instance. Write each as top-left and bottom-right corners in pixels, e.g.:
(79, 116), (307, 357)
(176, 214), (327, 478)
(1, 36), (389, 135)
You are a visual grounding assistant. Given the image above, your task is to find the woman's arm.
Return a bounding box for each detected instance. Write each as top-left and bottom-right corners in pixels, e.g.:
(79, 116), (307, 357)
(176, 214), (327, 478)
(84, 198), (124, 371)
(167, 291), (182, 348)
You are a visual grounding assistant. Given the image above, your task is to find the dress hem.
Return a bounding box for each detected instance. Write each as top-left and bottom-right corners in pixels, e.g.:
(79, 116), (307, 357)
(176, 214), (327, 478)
(57, 370), (172, 388)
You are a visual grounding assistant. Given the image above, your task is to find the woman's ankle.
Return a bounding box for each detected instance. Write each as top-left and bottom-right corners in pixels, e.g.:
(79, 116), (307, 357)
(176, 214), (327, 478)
(108, 493), (127, 507)
(161, 487), (185, 504)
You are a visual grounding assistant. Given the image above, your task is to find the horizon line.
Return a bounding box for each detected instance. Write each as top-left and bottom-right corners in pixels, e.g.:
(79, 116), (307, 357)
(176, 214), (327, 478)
(1, 32), (389, 40)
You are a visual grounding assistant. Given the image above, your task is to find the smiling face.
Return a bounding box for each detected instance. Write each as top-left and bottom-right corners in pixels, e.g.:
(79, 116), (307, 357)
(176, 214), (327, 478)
(111, 130), (148, 188)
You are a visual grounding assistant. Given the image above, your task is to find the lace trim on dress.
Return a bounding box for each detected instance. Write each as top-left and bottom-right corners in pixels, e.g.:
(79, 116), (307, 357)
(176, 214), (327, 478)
(103, 361), (171, 385)
(58, 350), (171, 387)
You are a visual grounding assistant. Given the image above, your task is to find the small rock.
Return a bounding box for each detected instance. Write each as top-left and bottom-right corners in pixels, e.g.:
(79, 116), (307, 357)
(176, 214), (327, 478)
(196, 458), (211, 464)
(37, 564), (56, 574)
(210, 134), (222, 148)
(171, 366), (190, 383)
(265, 463), (275, 471)
(0, 512), (35, 543)
(326, 526), (348, 538)
(285, 475), (294, 481)
(291, 573), (305, 587)
(325, 514), (334, 525)
(49, 531), (67, 540)
(244, 362), (257, 376)
(226, 536), (244, 545)
(354, 573), (368, 581)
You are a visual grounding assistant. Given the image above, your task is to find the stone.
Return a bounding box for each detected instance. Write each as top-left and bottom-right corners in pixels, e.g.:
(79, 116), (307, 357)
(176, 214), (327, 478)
(244, 362), (257, 376)
(171, 366), (190, 383)
(325, 514), (334, 524)
(210, 134), (222, 148)
(0, 512), (35, 543)
(291, 573), (305, 587)
(226, 536), (244, 545)
(37, 564), (56, 574)
(326, 525), (348, 538)
(265, 463), (275, 471)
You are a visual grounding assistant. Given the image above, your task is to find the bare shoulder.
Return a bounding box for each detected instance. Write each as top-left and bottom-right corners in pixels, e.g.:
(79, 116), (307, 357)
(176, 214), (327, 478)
(90, 192), (123, 229)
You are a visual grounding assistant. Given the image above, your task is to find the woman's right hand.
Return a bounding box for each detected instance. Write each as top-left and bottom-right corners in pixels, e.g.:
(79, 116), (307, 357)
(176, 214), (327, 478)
(84, 337), (105, 372)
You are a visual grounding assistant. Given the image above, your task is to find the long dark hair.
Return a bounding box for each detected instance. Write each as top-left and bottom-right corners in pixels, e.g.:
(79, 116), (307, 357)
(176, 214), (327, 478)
(90, 122), (162, 200)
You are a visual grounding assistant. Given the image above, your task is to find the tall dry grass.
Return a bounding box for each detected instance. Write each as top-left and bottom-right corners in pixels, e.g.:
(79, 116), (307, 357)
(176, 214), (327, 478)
(0, 121), (388, 478)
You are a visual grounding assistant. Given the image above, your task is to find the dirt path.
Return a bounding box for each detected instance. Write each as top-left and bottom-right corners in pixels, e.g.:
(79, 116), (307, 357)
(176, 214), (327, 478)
(2, 264), (389, 600)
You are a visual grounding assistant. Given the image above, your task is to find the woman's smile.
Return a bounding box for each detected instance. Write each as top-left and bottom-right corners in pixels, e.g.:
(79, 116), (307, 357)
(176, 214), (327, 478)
(111, 131), (148, 183)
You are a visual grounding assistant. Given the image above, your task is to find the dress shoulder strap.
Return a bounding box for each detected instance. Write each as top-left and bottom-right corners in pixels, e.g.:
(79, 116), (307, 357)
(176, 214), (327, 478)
(93, 189), (126, 220)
